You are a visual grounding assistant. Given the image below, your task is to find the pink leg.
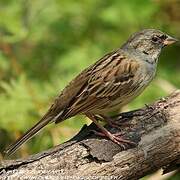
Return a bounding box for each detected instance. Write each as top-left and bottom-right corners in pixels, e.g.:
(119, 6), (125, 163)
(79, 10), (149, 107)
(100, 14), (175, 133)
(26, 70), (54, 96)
(90, 130), (123, 137)
(86, 113), (136, 146)
(100, 115), (132, 129)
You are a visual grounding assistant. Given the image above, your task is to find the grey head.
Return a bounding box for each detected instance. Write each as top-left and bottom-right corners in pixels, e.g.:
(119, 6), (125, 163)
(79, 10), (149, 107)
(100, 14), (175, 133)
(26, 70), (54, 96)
(122, 29), (178, 62)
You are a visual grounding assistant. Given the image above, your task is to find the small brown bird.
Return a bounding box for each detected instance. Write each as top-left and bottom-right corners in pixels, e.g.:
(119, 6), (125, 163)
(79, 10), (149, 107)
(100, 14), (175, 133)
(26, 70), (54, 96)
(5, 29), (177, 156)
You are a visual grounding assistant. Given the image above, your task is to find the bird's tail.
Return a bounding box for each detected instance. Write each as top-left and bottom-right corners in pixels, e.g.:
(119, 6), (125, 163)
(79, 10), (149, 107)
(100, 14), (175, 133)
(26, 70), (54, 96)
(4, 116), (53, 156)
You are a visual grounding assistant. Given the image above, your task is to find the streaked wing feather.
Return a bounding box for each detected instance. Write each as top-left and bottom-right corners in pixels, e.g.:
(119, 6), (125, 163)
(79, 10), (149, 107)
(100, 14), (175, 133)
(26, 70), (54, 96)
(59, 49), (140, 119)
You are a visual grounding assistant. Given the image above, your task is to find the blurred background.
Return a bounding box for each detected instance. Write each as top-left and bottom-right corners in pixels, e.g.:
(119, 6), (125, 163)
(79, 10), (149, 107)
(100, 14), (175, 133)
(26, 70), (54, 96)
(0, 0), (179, 179)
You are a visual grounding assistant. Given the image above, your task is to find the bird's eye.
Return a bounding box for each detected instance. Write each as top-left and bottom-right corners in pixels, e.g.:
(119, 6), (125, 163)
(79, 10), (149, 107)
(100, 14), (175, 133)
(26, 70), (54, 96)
(151, 36), (160, 43)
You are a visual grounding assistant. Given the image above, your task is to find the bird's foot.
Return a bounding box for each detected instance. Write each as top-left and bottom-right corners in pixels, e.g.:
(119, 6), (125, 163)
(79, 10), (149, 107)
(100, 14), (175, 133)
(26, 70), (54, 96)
(91, 129), (123, 137)
(101, 115), (132, 129)
(91, 129), (136, 148)
(86, 113), (136, 148)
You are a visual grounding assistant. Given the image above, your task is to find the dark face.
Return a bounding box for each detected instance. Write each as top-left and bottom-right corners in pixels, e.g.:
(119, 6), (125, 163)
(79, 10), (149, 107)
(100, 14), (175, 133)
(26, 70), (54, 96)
(123, 29), (178, 60)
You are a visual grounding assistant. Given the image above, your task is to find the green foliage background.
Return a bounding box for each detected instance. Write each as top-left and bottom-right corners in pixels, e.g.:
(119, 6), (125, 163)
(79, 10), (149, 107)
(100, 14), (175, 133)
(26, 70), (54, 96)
(0, 0), (179, 178)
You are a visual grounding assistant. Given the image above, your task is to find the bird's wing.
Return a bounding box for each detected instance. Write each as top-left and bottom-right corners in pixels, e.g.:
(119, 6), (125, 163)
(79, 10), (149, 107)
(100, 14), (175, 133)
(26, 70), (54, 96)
(58, 49), (140, 119)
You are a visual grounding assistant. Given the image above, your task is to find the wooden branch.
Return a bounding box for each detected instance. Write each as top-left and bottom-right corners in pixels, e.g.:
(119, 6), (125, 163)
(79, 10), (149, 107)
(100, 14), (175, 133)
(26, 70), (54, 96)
(0, 91), (180, 180)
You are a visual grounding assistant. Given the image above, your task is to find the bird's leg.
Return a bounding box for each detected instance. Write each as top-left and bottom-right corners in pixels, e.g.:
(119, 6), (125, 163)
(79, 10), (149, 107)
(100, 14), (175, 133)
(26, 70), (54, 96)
(93, 114), (119, 129)
(100, 114), (132, 129)
(90, 129), (123, 137)
(86, 113), (135, 146)
(113, 109), (145, 121)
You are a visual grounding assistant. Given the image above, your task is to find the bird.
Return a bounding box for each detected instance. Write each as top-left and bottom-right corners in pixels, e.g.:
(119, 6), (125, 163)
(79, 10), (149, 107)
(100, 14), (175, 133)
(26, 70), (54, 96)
(5, 29), (178, 156)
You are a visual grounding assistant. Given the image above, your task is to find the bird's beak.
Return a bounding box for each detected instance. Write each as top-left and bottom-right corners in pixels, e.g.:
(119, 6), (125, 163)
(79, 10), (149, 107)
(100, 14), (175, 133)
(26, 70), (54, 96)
(163, 36), (178, 46)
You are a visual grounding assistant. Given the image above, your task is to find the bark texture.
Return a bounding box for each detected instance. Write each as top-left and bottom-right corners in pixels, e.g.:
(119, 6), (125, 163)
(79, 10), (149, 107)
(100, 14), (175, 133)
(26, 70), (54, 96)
(0, 91), (180, 180)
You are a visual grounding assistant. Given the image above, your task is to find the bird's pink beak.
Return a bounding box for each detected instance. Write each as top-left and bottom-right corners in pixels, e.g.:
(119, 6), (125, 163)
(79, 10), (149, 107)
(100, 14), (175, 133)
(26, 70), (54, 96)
(163, 36), (178, 46)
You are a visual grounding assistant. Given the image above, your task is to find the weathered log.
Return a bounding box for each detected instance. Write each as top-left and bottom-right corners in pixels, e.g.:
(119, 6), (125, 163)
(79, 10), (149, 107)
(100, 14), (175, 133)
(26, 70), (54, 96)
(0, 91), (180, 180)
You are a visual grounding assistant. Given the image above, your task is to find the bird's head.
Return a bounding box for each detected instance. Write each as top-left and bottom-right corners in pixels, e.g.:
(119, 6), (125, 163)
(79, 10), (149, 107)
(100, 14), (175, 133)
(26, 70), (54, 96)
(122, 29), (178, 61)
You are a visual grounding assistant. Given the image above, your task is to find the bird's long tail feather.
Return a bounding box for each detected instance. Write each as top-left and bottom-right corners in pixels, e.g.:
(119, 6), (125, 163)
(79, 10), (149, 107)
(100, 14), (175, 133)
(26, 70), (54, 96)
(4, 116), (53, 156)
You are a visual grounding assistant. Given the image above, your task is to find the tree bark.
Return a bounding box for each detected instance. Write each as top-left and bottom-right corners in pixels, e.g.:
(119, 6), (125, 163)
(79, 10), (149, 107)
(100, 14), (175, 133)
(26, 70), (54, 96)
(0, 91), (180, 180)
